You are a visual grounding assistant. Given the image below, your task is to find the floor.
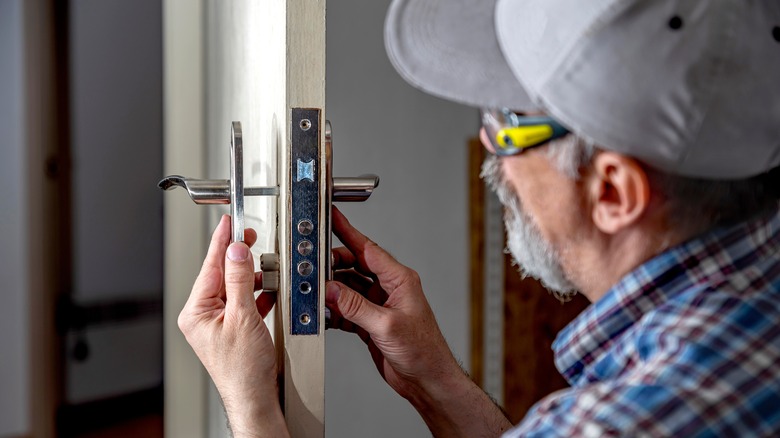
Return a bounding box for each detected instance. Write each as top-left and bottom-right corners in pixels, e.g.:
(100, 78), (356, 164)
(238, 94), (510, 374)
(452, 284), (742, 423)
(76, 415), (163, 438)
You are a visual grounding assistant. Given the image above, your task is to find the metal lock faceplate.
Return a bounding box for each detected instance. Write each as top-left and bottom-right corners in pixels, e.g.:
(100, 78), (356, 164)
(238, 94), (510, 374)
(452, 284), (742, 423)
(158, 117), (380, 336)
(291, 108), (321, 335)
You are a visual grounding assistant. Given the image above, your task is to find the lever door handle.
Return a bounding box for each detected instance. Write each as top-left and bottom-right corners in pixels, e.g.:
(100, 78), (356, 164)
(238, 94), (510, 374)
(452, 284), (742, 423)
(331, 176), (380, 202)
(158, 118), (378, 324)
(158, 176), (377, 204)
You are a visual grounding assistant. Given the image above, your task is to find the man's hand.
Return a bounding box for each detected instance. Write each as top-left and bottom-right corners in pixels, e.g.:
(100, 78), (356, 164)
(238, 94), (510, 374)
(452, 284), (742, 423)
(326, 207), (512, 437)
(178, 215), (289, 438)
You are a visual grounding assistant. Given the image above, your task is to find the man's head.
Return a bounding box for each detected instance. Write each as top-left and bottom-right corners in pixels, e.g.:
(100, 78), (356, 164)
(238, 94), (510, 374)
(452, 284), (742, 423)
(384, 0), (780, 300)
(479, 124), (779, 300)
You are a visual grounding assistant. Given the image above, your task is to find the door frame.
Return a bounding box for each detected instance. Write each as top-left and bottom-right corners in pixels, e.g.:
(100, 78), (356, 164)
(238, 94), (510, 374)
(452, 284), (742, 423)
(162, 1), (209, 436)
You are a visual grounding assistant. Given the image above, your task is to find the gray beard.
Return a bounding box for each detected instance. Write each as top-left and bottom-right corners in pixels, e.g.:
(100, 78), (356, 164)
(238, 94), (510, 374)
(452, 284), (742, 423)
(481, 156), (578, 301)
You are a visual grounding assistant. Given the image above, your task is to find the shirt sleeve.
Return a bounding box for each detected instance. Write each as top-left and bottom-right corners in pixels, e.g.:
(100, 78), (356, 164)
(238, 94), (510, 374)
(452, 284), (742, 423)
(502, 382), (661, 438)
(502, 362), (771, 437)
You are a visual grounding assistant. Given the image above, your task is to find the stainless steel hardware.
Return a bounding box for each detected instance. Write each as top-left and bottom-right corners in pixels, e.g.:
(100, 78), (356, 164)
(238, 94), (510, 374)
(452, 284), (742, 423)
(297, 220), (314, 236)
(332, 176), (380, 202)
(230, 122), (244, 243)
(297, 261), (314, 277)
(158, 177), (375, 204)
(298, 240), (314, 256)
(158, 119), (378, 330)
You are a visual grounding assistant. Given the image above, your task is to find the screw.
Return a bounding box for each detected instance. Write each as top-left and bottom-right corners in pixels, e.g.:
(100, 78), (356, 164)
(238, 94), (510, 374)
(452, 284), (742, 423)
(298, 240), (314, 256)
(297, 261), (313, 276)
(297, 220), (314, 236)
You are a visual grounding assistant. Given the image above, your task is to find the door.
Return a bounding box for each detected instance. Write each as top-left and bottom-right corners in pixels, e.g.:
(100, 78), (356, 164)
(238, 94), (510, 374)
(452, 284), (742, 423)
(164, 1), (327, 437)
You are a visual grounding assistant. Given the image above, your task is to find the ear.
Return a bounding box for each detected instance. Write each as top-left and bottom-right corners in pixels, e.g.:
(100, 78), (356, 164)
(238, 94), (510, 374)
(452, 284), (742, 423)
(588, 152), (650, 234)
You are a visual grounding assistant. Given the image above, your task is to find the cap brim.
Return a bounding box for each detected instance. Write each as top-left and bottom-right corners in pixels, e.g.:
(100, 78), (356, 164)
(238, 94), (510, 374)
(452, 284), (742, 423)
(385, 0), (535, 110)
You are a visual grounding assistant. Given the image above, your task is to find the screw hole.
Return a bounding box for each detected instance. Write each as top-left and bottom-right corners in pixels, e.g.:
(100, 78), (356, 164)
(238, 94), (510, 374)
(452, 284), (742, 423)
(300, 282), (312, 294)
(773, 26), (780, 43)
(300, 313), (311, 325)
(300, 119), (311, 131)
(668, 15), (683, 31)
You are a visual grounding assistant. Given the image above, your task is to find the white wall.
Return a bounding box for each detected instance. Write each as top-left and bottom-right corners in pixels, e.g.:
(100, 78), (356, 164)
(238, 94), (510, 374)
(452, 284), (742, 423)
(325, 1), (478, 436)
(0, 0), (30, 435)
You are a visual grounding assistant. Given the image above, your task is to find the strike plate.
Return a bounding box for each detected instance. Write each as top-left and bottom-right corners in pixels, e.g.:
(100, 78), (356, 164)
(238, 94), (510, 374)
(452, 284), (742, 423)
(291, 108), (320, 335)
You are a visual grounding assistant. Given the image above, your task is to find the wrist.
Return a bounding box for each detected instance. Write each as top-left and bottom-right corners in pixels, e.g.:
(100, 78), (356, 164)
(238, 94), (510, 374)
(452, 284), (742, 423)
(407, 369), (512, 437)
(227, 402), (288, 438)
(406, 366), (473, 420)
(221, 382), (289, 438)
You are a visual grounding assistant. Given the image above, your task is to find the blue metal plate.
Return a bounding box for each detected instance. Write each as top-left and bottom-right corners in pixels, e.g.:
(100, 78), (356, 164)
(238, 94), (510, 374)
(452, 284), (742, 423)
(290, 108), (320, 335)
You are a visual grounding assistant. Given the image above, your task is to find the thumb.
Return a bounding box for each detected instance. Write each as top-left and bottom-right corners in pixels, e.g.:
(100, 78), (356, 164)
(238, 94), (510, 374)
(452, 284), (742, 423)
(326, 281), (386, 332)
(224, 242), (256, 312)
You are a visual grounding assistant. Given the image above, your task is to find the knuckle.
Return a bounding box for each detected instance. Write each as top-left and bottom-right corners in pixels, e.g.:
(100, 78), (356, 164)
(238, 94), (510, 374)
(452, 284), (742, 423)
(398, 267), (422, 290)
(225, 268), (252, 286)
(382, 313), (399, 334)
(364, 241), (384, 261)
(339, 289), (364, 319)
(177, 311), (191, 335)
(407, 269), (421, 285)
(378, 312), (403, 339)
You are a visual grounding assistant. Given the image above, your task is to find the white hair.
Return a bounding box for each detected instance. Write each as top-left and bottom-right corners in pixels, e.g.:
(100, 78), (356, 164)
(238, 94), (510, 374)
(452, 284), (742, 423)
(543, 135), (780, 235)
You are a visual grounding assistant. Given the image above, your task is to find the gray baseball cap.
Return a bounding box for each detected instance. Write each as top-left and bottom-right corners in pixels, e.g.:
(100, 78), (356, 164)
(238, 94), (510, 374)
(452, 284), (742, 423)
(385, 0), (780, 179)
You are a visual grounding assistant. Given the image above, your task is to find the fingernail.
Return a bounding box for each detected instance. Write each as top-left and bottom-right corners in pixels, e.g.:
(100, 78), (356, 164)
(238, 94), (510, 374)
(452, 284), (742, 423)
(326, 282), (340, 302)
(227, 243), (250, 261)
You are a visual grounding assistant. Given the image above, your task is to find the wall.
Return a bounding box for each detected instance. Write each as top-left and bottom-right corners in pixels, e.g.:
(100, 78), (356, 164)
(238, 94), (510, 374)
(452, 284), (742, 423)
(0, 0), (30, 435)
(65, 0), (163, 405)
(325, 1), (478, 436)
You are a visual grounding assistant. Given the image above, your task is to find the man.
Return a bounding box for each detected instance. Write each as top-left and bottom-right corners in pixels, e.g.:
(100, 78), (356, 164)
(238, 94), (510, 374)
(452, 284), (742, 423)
(178, 0), (780, 436)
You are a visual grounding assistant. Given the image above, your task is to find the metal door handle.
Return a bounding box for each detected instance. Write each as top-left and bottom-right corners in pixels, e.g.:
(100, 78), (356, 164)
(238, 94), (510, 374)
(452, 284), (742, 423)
(158, 176), (376, 204)
(158, 119), (379, 298)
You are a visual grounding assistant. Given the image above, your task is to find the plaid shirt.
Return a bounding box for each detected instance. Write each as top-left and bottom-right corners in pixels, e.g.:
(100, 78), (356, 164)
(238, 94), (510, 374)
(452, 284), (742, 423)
(505, 208), (780, 437)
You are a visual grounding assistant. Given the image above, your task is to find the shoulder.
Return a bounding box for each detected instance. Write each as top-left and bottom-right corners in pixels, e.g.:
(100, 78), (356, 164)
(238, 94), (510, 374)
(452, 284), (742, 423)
(509, 282), (780, 436)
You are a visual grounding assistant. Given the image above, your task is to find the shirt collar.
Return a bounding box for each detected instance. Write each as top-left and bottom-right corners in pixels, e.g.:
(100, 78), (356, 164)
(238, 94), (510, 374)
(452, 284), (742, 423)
(552, 207), (780, 385)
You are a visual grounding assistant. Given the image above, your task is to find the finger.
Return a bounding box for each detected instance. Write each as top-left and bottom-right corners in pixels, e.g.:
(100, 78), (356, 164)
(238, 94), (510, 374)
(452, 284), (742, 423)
(204, 215), (231, 270)
(190, 215), (231, 301)
(332, 246), (357, 269)
(333, 270), (390, 306)
(331, 207), (411, 292)
(334, 270), (373, 294)
(219, 226), (256, 302)
(325, 310), (358, 334)
(244, 228), (258, 248)
(254, 271), (264, 291)
(333, 246), (376, 279)
(325, 280), (387, 333)
(255, 291), (277, 319)
(366, 282), (390, 306)
(224, 242), (256, 313)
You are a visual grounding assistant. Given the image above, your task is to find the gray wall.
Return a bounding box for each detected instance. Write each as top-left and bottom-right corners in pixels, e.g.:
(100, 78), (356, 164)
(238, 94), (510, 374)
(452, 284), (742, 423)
(325, 1), (478, 436)
(0, 2), (163, 433)
(0, 0), (30, 435)
(66, 0), (163, 404)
